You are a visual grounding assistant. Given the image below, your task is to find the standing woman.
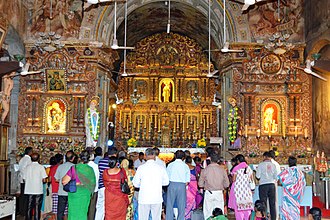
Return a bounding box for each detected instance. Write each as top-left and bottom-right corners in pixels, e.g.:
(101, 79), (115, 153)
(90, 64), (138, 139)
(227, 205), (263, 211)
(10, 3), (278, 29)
(121, 158), (135, 220)
(104, 156), (129, 220)
(185, 156), (198, 219)
(62, 151), (96, 220)
(228, 154), (254, 220)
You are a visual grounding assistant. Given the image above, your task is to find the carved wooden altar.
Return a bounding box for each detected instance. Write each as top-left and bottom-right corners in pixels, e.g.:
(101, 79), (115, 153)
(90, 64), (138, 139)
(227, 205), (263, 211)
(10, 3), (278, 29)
(230, 46), (313, 155)
(16, 45), (118, 163)
(115, 33), (217, 148)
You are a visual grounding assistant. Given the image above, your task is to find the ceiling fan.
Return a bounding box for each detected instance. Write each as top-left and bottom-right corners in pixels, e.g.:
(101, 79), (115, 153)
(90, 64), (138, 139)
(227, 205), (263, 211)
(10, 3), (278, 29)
(295, 59), (327, 81)
(19, 62), (43, 76)
(110, 1), (135, 50)
(230, 0), (270, 12)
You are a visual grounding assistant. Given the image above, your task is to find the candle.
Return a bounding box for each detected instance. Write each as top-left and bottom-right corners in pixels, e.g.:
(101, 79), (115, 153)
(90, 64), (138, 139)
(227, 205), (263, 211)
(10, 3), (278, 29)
(268, 129), (271, 138)
(119, 110), (122, 123)
(245, 125), (248, 138)
(283, 123), (286, 137)
(129, 110), (132, 123)
(126, 119), (129, 132)
(158, 116), (161, 129)
(304, 128), (308, 138)
(203, 119), (206, 132)
(174, 119), (176, 130)
(256, 129), (261, 138)
(294, 126), (298, 137)
(194, 120), (196, 131)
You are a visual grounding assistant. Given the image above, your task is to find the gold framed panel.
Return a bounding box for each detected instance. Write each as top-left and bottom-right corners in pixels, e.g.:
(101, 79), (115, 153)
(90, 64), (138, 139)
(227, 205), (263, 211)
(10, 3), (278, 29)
(46, 69), (67, 92)
(44, 99), (67, 134)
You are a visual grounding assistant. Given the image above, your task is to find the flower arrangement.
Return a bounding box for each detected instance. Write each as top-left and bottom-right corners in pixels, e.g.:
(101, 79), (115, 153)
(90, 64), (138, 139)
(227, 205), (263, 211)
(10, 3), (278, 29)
(197, 138), (206, 148)
(245, 143), (261, 158)
(293, 145), (306, 158)
(228, 106), (239, 144)
(127, 138), (137, 147)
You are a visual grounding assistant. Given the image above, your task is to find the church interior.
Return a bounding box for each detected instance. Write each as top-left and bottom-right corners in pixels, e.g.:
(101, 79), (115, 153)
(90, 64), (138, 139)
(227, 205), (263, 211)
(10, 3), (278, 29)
(0, 0), (330, 218)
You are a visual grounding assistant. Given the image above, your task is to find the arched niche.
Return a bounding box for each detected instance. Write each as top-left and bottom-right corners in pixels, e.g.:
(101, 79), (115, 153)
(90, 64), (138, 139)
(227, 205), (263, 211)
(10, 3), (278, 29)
(43, 98), (68, 134)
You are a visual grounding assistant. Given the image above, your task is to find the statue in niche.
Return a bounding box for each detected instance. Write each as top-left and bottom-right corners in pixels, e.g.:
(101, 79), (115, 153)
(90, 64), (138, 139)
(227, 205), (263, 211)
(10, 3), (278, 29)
(160, 80), (173, 102)
(85, 97), (100, 147)
(47, 101), (66, 132)
(263, 104), (278, 133)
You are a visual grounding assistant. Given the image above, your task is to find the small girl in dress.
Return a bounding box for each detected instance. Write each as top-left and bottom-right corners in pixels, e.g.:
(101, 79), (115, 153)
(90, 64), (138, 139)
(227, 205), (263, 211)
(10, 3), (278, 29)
(250, 200), (268, 220)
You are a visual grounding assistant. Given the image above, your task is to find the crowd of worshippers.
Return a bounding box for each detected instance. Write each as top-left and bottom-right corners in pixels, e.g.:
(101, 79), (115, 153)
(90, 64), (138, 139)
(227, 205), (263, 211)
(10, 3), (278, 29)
(17, 146), (322, 220)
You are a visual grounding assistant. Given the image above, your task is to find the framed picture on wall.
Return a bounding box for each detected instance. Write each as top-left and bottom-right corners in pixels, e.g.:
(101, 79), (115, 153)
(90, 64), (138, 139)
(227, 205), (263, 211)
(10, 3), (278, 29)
(46, 69), (67, 92)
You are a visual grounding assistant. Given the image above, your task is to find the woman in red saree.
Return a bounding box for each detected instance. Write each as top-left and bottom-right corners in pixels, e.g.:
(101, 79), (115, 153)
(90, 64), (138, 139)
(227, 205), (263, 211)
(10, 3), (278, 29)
(103, 156), (129, 220)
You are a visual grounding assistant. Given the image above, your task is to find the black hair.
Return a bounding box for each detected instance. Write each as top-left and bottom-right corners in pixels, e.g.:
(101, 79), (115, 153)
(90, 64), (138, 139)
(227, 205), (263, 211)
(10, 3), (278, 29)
(254, 200), (267, 218)
(95, 147), (103, 156)
(212, 208), (223, 217)
(236, 154), (246, 163)
(50, 156), (57, 166)
(25, 147), (33, 155)
(205, 147), (214, 156)
(31, 153), (40, 162)
(153, 147), (160, 156)
(263, 151), (271, 158)
(185, 156), (192, 164)
(108, 147), (118, 156)
(65, 150), (75, 162)
(269, 150), (276, 159)
(108, 156), (118, 168)
(128, 159), (134, 170)
(288, 156), (297, 167)
(309, 207), (322, 220)
(139, 152), (145, 156)
(210, 153), (220, 163)
(193, 156), (201, 163)
(175, 150), (185, 160)
(184, 150), (191, 156)
(55, 153), (63, 164)
(79, 151), (90, 164)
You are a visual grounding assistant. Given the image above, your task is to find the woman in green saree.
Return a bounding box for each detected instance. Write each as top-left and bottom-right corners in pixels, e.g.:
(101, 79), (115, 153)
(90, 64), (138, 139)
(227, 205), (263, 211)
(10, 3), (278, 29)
(63, 151), (96, 220)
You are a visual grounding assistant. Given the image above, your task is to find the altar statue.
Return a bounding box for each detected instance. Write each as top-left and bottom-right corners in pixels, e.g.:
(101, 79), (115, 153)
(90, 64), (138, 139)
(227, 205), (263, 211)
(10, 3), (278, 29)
(263, 106), (277, 133)
(227, 96), (242, 147)
(47, 101), (66, 132)
(162, 81), (171, 102)
(85, 97), (100, 147)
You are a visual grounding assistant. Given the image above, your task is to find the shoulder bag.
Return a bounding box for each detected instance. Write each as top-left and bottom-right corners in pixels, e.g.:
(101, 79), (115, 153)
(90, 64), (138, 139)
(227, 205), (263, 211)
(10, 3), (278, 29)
(119, 169), (130, 194)
(63, 166), (77, 193)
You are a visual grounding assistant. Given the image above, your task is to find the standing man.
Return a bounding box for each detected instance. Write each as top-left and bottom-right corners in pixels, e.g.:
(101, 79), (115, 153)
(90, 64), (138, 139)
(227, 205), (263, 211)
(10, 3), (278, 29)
(166, 150), (190, 220)
(23, 153), (48, 220)
(95, 147), (117, 220)
(134, 152), (146, 170)
(256, 151), (278, 220)
(198, 153), (229, 219)
(133, 148), (169, 220)
(153, 147), (166, 168)
(18, 147), (32, 216)
(269, 150), (281, 220)
(54, 150), (75, 220)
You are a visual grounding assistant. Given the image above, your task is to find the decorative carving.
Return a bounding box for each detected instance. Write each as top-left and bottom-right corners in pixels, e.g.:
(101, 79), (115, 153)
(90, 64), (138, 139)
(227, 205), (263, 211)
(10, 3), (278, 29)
(260, 53), (282, 74)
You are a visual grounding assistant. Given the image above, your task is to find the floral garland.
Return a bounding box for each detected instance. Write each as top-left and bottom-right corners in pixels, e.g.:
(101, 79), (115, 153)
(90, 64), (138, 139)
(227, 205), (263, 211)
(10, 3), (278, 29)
(127, 138), (137, 147)
(197, 138), (206, 148)
(228, 106), (238, 144)
(88, 108), (100, 141)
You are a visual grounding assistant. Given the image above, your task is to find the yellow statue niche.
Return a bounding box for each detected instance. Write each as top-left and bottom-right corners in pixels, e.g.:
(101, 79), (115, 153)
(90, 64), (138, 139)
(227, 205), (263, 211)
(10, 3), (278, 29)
(159, 79), (174, 102)
(46, 101), (66, 133)
(263, 106), (278, 133)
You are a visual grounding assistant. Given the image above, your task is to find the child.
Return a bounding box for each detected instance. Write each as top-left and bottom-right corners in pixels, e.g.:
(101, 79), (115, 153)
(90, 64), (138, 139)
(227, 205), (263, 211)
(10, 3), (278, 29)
(207, 208), (228, 220)
(308, 207), (322, 220)
(250, 200), (268, 220)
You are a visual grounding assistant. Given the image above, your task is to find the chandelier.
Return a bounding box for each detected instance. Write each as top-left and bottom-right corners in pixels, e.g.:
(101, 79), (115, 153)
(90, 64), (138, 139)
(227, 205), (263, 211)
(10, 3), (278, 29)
(34, 32), (65, 52)
(264, 32), (294, 55)
(130, 89), (141, 105)
(191, 90), (201, 106)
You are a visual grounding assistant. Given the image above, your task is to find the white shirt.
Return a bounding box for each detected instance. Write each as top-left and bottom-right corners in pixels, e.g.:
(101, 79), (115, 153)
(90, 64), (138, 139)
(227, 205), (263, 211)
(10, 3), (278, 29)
(271, 159), (281, 175)
(167, 159), (190, 183)
(132, 160), (169, 204)
(134, 158), (146, 170)
(155, 156), (166, 168)
(88, 161), (99, 192)
(23, 162), (47, 194)
(18, 155), (32, 183)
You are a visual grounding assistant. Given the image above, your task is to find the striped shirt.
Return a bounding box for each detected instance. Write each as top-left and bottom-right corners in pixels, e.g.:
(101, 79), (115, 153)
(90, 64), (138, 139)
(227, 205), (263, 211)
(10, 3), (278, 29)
(98, 157), (109, 189)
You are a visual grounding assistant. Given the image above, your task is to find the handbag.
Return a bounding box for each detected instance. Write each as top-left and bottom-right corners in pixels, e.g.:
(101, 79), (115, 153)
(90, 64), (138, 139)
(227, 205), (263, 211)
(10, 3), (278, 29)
(249, 178), (256, 191)
(63, 166), (77, 193)
(119, 169), (130, 194)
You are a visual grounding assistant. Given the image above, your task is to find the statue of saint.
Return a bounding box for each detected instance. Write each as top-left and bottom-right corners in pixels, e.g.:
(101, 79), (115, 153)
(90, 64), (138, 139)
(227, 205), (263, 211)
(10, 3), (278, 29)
(1, 71), (16, 123)
(85, 98), (100, 147)
(162, 81), (171, 102)
(263, 107), (277, 133)
(47, 102), (65, 132)
(227, 96), (242, 148)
